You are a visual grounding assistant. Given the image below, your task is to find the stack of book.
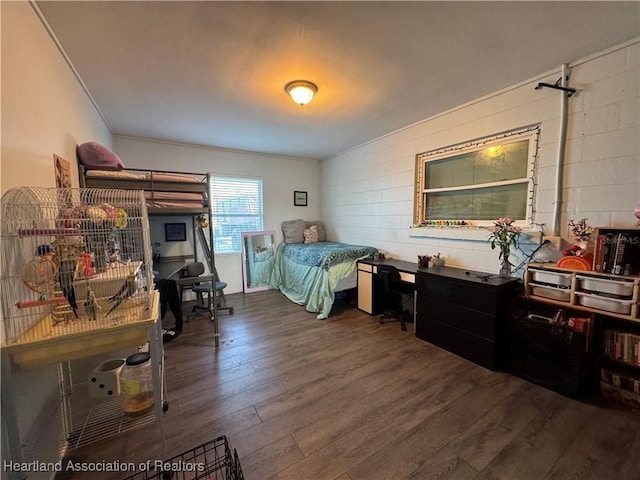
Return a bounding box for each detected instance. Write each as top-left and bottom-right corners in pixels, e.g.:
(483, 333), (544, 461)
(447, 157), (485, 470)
(603, 329), (640, 366)
(601, 369), (640, 394)
(601, 328), (640, 410)
(600, 368), (640, 410)
(593, 228), (640, 276)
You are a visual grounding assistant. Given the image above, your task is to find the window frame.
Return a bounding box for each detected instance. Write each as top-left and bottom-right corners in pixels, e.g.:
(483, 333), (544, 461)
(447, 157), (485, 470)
(414, 125), (540, 227)
(209, 175), (264, 254)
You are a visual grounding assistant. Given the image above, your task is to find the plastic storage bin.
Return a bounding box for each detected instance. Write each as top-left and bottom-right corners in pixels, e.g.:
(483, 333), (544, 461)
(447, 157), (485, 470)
(575, 292), (633, 315)
(529, 269), (573, 288)
(529, 283), (571, 302)
(576, 275), (634, 297)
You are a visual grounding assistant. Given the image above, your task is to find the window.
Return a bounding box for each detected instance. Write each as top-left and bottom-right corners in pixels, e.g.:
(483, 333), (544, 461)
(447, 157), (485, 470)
(414, 125), (539, 225)
(209, 176), (263, 254)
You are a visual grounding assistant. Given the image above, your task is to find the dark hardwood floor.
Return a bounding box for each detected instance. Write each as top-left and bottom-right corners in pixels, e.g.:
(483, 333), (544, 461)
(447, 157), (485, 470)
(58, 290), (640, 480)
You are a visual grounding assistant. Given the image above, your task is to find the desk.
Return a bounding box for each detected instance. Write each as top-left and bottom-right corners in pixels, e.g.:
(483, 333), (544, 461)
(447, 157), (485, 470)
(357, 259), (418, 316)
(153, 260), (187, 280)
(357, 259), (521, 370)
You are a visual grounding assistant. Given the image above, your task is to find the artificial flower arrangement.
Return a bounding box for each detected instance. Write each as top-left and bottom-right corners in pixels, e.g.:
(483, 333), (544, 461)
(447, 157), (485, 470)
(488, 217), (522, 259)
(568, 218), (595, 242)
(564, 218), (595, 257)
(488, 217), (522, 276)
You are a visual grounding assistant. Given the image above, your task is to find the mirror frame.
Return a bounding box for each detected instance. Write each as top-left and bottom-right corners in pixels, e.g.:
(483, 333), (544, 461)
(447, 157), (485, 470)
(241, 230), (276, 293)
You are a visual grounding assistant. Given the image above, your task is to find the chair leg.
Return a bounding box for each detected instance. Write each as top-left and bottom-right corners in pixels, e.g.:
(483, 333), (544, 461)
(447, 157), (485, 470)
(379, 305), (407, 331)
(215, 290), (234, 314)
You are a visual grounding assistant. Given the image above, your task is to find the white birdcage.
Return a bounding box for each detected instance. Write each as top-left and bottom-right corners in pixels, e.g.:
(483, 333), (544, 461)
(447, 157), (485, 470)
(0, 187), (154, 367)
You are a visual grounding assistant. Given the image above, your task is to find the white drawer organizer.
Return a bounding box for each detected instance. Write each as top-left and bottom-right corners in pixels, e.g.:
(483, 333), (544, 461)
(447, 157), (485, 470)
(525, 263), (639, 321)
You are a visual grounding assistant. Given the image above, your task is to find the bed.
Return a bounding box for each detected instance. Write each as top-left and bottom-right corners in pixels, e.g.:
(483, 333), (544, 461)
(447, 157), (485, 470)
(247, 246), (276, 288)
(269, 220), (377, 319)
(76, 142), (210, 214)
(79, 167), (209, 215)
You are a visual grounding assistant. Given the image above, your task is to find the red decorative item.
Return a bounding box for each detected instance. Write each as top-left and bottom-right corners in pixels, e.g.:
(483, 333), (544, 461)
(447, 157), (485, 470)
(80, 252), (95, 277)
(557, 255), (592, 271)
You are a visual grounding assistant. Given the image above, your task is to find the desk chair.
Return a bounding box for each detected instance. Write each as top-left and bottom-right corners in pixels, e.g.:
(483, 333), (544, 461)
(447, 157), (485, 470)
(377, 264), (408, 331)
(179, 262), (234, 318)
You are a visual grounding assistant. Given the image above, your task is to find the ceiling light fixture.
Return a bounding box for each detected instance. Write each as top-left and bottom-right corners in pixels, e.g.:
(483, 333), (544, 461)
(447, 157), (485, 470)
(284, 80), (318, 105)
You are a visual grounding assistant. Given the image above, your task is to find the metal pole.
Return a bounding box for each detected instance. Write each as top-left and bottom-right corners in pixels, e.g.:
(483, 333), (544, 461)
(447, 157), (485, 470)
(552, 63), (570, 236)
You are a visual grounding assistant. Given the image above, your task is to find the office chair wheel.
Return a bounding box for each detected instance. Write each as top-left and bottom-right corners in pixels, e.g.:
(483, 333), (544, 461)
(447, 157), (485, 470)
(229, 307), (234, 314)
(401, 323), (407, 331)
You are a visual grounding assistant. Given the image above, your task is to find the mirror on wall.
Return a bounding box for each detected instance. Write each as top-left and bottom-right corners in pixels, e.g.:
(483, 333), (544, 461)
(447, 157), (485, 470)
(241, 230), (276, 293)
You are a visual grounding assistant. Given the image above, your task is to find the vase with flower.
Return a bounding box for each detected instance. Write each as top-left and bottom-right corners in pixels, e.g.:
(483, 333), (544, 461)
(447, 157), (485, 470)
(488, 217), (521, 278)
(567, 218), (594, 258)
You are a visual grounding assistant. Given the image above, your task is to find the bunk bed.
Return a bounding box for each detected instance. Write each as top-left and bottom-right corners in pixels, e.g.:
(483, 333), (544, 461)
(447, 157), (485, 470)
(77, 157), (220, 346)
(78, 166), (209, 215)
(269, 220), (378, 319)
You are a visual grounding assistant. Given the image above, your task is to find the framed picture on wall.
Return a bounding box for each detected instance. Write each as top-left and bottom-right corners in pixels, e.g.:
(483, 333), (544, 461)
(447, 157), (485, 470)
(54, 154), (71, 188)
(294, 191), (308, 206)
(164, 223), (187, 242)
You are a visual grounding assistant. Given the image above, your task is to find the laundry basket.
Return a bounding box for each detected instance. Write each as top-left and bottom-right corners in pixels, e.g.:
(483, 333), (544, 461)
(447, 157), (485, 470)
(123, 435), (244, 480)
(507, 315), (588, 397)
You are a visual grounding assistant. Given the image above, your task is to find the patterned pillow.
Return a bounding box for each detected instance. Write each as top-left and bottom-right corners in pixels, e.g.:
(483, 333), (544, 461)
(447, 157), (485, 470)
(304, 225), (319, 244)
(304, 221), (326, 241)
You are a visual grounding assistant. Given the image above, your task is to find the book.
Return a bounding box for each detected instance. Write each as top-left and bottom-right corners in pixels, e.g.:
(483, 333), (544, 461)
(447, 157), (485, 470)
(622, 235), (640, 276)
(593, 228), (640, 276)
(612, 234), (627, 275)
(593, 234), (606, 272)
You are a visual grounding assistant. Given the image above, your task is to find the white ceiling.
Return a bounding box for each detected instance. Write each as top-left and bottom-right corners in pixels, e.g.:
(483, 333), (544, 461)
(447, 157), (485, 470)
(36, 1), (639, 160)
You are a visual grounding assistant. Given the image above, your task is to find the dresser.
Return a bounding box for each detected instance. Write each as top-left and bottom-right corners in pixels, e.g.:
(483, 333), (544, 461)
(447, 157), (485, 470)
(416, 267), (521, 370)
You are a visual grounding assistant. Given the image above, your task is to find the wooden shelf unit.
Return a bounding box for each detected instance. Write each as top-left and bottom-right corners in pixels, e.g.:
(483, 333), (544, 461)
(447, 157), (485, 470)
(524, 263), (639, 322)
(524, 262), (640, 410)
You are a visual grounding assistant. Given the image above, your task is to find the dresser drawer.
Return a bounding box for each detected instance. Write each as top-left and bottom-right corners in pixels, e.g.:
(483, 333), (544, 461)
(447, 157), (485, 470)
(417, 296), (497, 340)
(416, 274), (497, 312)
(416, 314), (497, 369)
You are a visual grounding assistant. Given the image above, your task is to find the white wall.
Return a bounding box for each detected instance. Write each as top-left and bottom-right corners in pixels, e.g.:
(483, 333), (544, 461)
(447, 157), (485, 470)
(321, 40), (640, 275)
(1, 2), (113, 474)
(113, 136), (320, 292)
(1, 4), (112, 193)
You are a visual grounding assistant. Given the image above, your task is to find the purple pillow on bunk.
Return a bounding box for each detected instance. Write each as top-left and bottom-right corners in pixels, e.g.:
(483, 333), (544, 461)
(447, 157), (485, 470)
(77, 142), (125, 171)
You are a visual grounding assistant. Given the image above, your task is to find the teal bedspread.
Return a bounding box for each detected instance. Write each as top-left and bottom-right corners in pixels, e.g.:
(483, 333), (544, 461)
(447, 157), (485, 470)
(280, 241), (377, 270)
(269, 241), (377, 319)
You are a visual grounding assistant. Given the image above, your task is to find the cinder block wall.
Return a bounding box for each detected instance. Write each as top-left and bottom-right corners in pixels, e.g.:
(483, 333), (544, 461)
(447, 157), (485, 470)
(321, 40), (639, 275)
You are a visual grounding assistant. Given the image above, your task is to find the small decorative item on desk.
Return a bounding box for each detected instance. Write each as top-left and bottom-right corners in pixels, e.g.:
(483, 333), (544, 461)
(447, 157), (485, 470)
(431, 253), (445, 267)
(487, 217), (521, 278)
(373, 251), (385, 261)
(417, 255), (431, 268)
